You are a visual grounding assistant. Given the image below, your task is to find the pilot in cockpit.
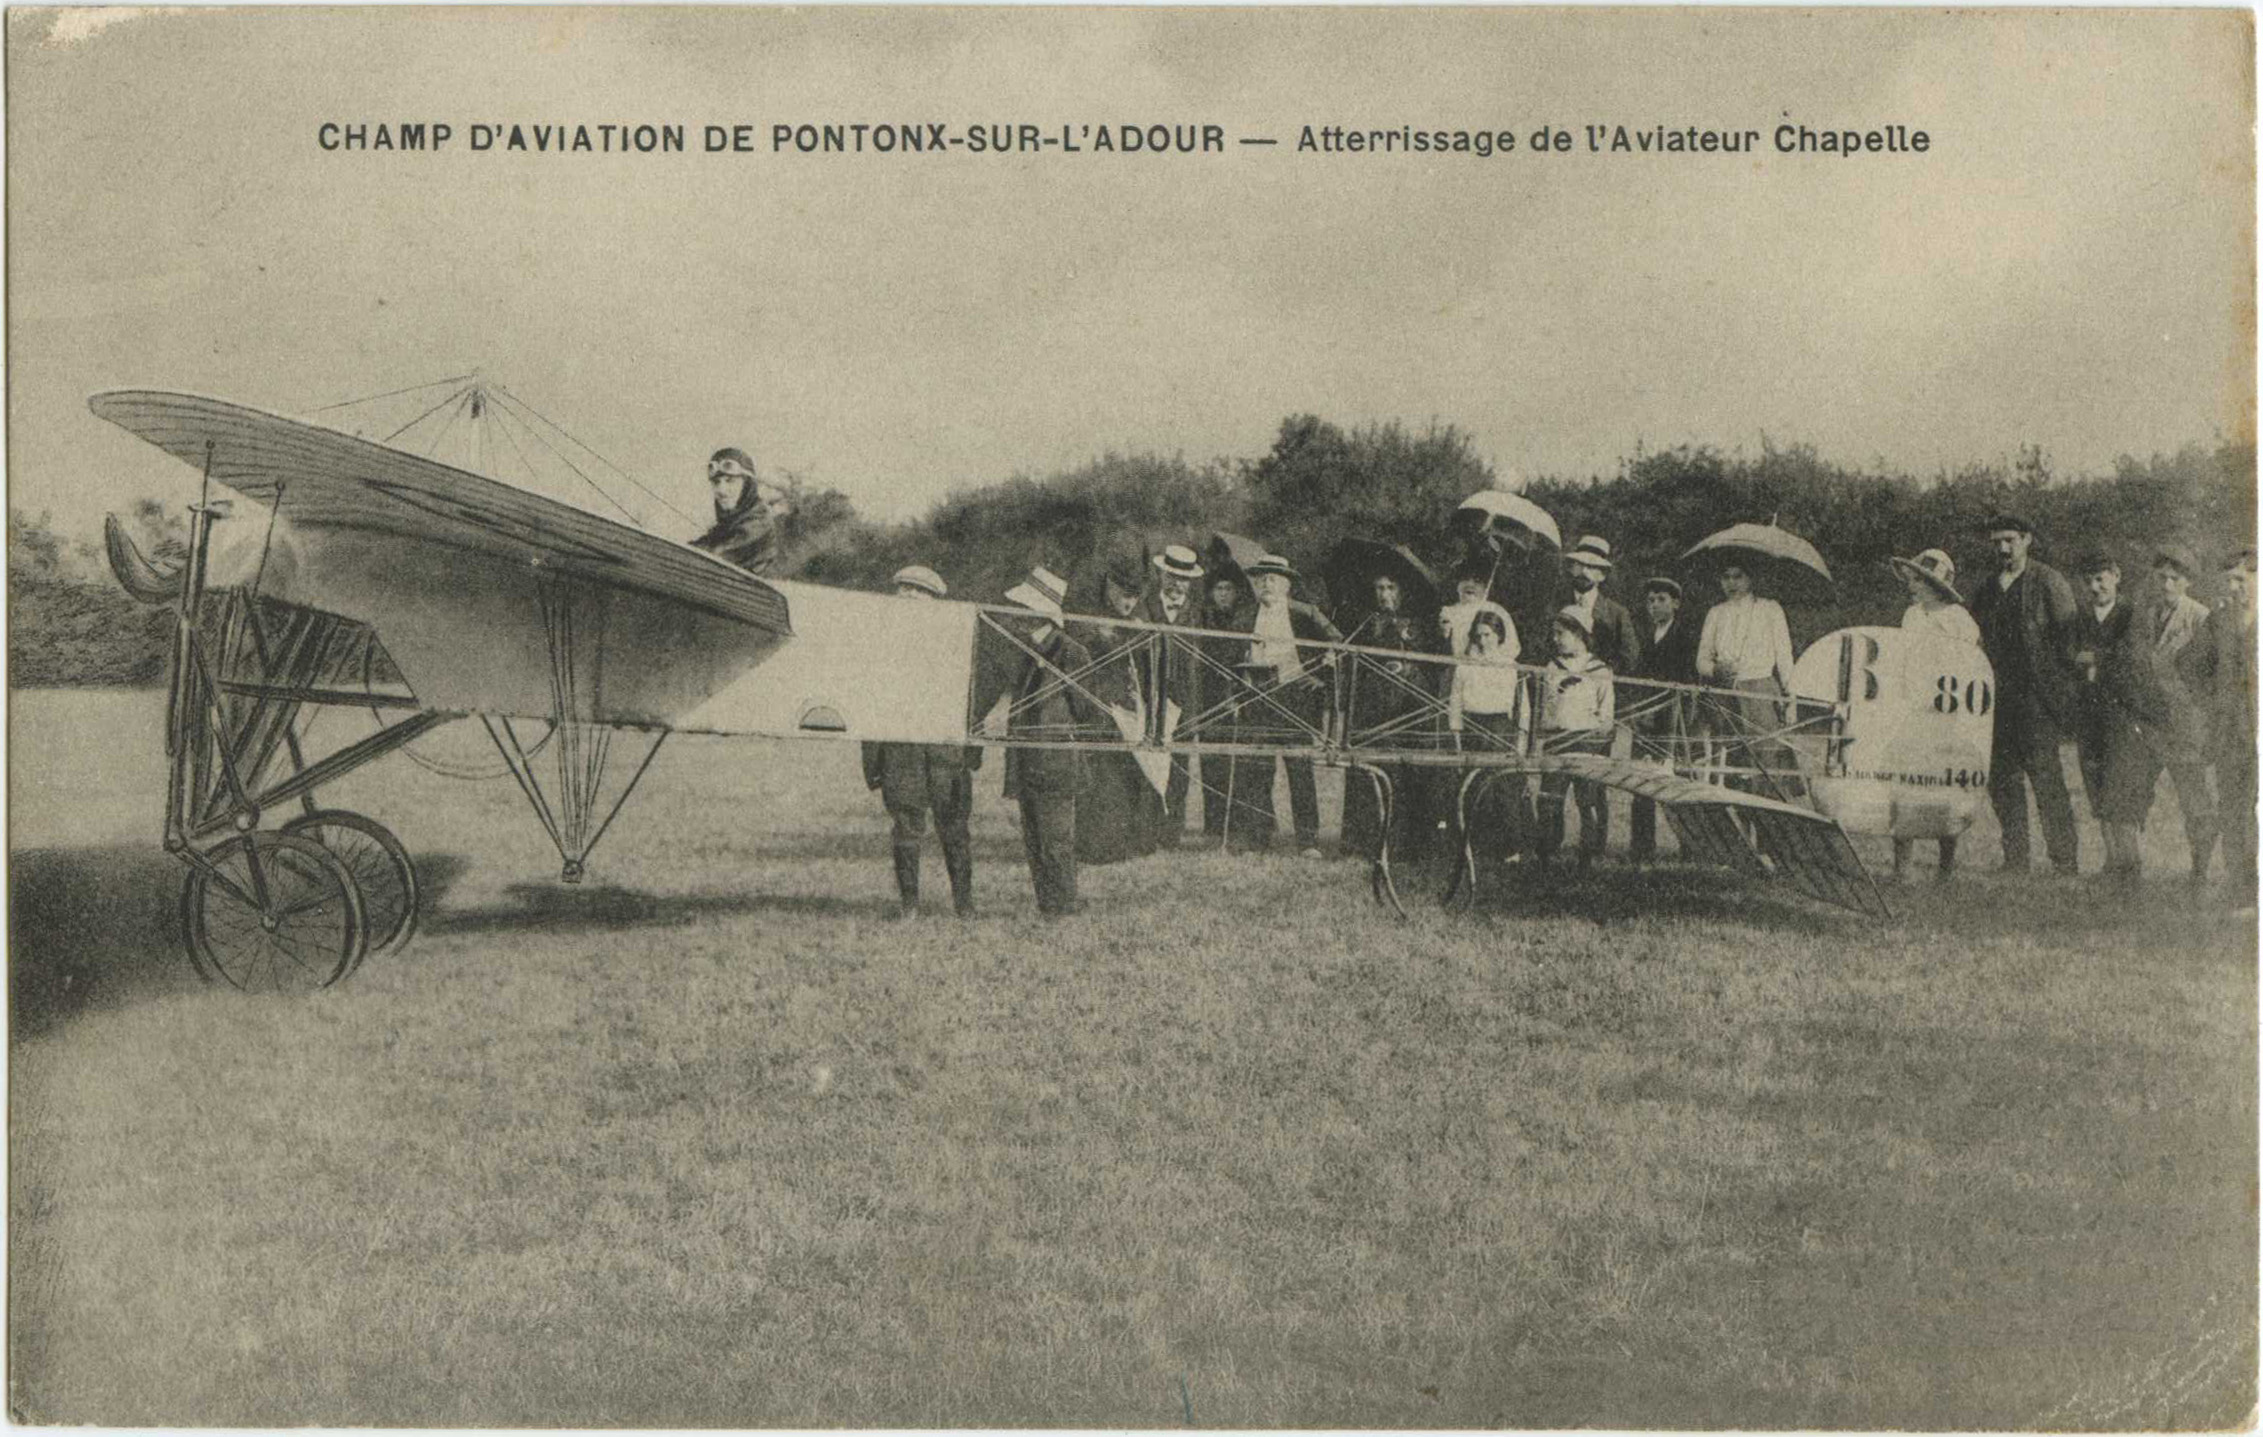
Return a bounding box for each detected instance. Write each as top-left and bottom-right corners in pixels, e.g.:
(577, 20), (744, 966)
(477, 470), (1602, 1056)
(692, 446), (793, 575)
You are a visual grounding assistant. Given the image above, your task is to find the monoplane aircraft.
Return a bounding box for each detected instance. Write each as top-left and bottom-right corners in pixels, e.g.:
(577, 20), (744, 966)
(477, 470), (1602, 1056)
(90, 387), (1993, 991)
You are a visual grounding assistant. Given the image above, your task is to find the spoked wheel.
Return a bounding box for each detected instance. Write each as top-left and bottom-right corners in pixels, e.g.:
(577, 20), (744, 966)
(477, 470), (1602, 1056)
(282, 810), (419, 964)
(180, 832), (368, 992)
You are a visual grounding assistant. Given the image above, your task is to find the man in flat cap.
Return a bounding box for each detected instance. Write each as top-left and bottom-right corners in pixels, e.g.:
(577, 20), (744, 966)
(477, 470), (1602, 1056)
(861, 565), (980, 916)
(692, 446), (793, 575)
(1137, 544), (1209, 846)
(995, 566), (1100, 916)
(2190, 548), (2258, 902)
(2092, 542), (2218, 886)
(1625, 575), (1700, 864)
(2069, 552), (2133, 821)
(1967, 514), (2082, 875)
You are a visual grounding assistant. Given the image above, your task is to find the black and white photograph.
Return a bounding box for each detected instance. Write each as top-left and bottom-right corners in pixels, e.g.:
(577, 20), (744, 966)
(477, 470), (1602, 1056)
(6, 6), (2256, 1427)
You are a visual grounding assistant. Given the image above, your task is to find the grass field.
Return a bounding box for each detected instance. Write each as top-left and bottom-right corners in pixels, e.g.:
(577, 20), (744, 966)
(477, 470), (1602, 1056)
(9, 688), (2256, 1427)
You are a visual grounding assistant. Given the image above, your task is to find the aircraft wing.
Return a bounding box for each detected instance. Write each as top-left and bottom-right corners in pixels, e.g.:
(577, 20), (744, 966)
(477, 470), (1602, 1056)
(90, 390), (790, 636)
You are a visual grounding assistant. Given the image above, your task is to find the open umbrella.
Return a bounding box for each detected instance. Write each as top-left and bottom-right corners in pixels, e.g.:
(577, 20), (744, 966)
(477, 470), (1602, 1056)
(1682, 520), (1834, 596)
(1323, 538), (1440, 627)
(1452, 490), (1563, 555)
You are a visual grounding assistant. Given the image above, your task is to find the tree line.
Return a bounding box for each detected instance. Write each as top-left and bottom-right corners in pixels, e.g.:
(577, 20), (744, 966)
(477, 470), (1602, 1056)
(11, 424), (2253, 686)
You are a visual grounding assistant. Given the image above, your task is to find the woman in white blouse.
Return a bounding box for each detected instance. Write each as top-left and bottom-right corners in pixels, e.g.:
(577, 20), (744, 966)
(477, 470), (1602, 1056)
(1889, 548), (1980, 880)
(1695, 561), (1802, 796)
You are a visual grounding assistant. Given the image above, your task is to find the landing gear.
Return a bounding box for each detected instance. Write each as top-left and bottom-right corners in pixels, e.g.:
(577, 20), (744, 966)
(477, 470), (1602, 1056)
(180, 831), (368, 991)
(281, 810), (419, 960)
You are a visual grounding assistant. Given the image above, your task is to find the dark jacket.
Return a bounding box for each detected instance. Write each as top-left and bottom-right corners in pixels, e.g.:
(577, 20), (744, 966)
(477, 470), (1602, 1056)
(1546, 588), (1643, 676)
(2184, 603), (2258, 760)
(690, 486), (780, 575)
(2097, 592), (2208, 758)
(2071, 600), (2134, 726)
(862, 741), (981, 814)
(1625, 612), (1700, 734)
(1002, 630), (1102, 798)
(1968, 560), (2080, 724)
(1337, 605), (1442, 725)
(1135, 588), (1205, 729)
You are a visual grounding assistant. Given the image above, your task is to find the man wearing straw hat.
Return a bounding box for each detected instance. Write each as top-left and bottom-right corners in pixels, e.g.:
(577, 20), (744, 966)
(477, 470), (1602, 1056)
(1549, 535), (1644, 675)
(1968, 514), (2082, 876)
(861, 565), (980, 916)
(1234, 553), (1343, 856)
(1138, 544), (1209, 847)
(998, 565), (1099, 916)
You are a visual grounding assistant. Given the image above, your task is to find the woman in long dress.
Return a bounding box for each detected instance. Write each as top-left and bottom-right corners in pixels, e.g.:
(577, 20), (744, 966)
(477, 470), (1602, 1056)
(1071, 559), (1166, 865)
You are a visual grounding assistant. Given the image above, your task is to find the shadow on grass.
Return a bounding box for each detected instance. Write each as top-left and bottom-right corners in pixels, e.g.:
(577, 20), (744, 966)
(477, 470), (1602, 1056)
(1398, 856), (1850, 937)
(422, 882), (873, 937)
(733, 829), (1033, 864)
(10, 845), (201, 1039)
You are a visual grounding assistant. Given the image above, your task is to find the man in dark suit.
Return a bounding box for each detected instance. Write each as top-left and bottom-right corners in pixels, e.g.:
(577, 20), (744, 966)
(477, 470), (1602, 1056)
(2069, 552), (2133, 819)
(2189, 548), (2258, 902)
(1136, 544), (1208, 847)
(1234, 553), (1344, 855)
(1338, 571), (1444, 858)
(861, 565), (981, 915)
(1198, 568), (1255, 844)
(2094, 544), (2218, 887)
(1967, 514), (2082, 875)
(997, 566), (1101, 916)
(1625, 576), (1701, 863)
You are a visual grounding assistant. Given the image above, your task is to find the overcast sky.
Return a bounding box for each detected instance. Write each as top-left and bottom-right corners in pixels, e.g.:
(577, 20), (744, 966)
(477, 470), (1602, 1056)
(8, 7), (2252, 544)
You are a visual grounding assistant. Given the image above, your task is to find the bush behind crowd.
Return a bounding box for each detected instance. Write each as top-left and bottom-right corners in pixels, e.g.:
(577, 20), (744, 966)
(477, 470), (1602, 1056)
(12, 421), (2255, 686)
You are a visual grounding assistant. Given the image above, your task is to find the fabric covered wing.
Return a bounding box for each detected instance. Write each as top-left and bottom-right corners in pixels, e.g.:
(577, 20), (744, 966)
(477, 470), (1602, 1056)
(1536, 751), (1889, 918)
(89, 390), (789, 636)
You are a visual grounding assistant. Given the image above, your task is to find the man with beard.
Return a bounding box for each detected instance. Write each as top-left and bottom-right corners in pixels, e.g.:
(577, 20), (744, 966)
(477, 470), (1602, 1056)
(1136, 544), (1208, 847)
(997, 566), (1101, 916)
(1967, 514), (2081, 876)
(1235, 554), (1343, 856)
(690, 446), (792, 575)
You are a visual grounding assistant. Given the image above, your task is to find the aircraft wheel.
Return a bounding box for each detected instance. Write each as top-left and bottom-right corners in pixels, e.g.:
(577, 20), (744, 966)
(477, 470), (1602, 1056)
(180, 832), (367, 992)
(282, 810), (419, 965)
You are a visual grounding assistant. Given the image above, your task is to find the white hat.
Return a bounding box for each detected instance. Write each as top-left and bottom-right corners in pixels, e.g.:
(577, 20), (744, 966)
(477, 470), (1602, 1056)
(891, 565), (948, 599)
(1889, 549), (1961, 604)
(1566, 536), (1615, 572)
(1152, 544), (1206, 581)
(1244, 553), (1299, 581)
(1004, 565), (1069, 620)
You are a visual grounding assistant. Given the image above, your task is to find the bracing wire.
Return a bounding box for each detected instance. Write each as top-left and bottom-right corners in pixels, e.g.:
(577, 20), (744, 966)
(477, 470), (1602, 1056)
(307, 373), (479, 413)
(483, 390), (646, 529)
(381, 383), (476, 444)
(489, 385), (699, 529)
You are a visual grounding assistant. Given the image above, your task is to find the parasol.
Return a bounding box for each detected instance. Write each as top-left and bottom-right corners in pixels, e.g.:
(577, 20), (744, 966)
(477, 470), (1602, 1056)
(1452, 490), (1563, 554)
(1323, 538), (1440, 626)
(1682, 520), (1834, 595)
(1204, 530), (1269, 580)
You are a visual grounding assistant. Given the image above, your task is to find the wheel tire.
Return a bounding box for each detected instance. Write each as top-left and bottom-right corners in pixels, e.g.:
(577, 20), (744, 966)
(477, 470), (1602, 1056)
(282, 810), (419, 965)
(181, 831), (367, 991)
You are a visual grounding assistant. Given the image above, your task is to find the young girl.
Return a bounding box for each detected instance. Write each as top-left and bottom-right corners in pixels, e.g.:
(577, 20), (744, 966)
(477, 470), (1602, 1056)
(1540, 609), (1616, 870)
(1449, 610), (1533, 864)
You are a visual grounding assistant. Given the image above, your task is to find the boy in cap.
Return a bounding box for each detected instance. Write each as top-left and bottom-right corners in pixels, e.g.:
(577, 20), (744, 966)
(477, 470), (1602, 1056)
(692, 446), (792, 575)
(861, 566), (980, 915)
(2069, 552), (2133, 819)
(1967, 514), (2082, 875)
(1537, 607), (1616, 871)
(1625, 576), (1700, 863)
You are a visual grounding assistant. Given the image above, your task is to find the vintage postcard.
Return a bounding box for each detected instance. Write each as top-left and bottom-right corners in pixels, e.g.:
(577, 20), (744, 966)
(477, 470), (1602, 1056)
(7, 6), (2255, 1428)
